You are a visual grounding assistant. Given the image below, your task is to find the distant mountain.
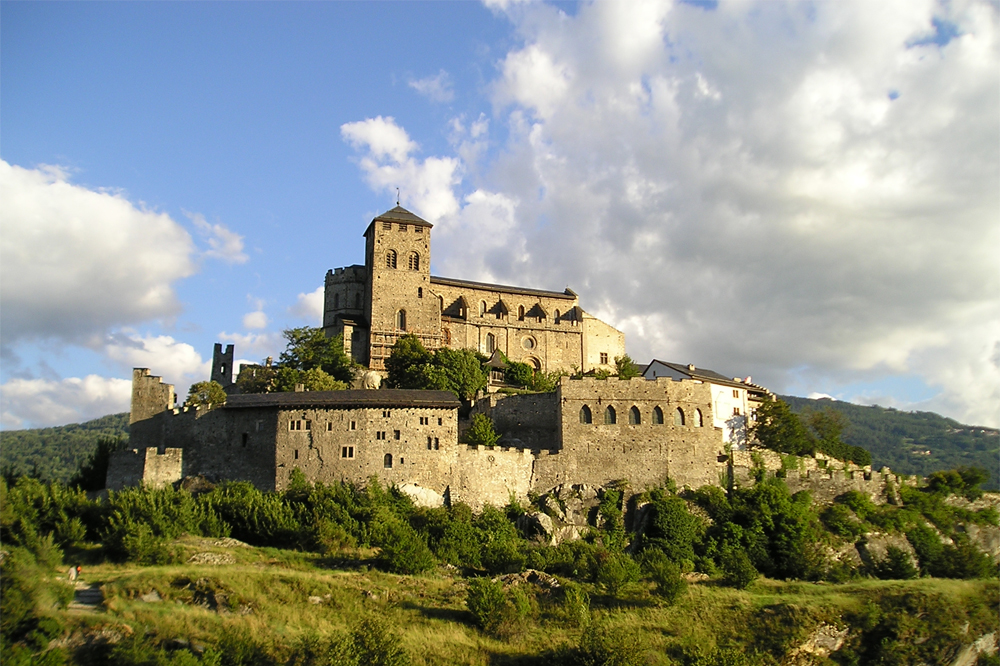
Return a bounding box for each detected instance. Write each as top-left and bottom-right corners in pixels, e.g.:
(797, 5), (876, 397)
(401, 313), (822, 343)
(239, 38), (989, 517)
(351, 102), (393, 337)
(780, 395), (999, 490)
(0, 413), (129, 483)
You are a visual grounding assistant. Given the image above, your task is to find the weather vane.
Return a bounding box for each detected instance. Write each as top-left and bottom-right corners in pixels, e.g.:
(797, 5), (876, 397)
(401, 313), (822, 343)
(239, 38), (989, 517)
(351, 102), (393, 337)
(396, 188), (400, 206)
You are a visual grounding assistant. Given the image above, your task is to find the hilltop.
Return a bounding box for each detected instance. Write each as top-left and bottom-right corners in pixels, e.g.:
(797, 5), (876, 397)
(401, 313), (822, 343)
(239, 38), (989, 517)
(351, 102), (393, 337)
(0, 413), (129, 483)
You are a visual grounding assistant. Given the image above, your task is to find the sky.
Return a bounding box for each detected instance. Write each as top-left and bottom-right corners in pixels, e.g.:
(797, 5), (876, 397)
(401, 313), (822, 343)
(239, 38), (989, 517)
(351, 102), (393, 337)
(1, 0), (998, 431)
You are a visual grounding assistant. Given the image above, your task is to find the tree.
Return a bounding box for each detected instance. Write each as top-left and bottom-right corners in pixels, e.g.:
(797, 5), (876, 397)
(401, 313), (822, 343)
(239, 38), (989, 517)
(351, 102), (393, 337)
(385, 335), (435, 389)
(272, 367), (347, 392)
(235, 363), (276, 394)
(504, 360), (535, 388)
(385, 335), (487, 399)
(615, 354), (640, 379)
(466, 414), (500, 447)
(278, 327), (354, 382)
(69, 435), (126, 491)
(750, 397), (815, 456)
(433, 347), (487, 400)
(184, 380), (228, 407)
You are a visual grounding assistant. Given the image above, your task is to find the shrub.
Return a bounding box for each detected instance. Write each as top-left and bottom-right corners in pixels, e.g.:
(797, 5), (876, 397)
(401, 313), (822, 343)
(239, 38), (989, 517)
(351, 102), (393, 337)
(376, 520), (435, 574)
(465, 414), (500, 447)
(872, 546), (919, 580)
(720, 548), (758, 589)
(642, 550), (687, 603)
(466, 578), (533, 638)
(352, 617), (411, 666)
(560, 583), (591, 628)
(595, 551), (640, 596)
(571, 621), (647, 666)
(820, 504), (862, 537)
(482, 538), (527, 574)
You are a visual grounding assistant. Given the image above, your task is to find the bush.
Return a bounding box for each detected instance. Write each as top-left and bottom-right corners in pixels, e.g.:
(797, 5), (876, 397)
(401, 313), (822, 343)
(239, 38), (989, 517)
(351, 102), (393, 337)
(465, 414), (500, 448)
(594, 551), (640, 596)
(560, 583), (590, 628)
(466, 578), (533, 638)
(570, 621), (647, 666)
(352, 617), (411, 666)
(376, 520), (435, 574)
(642, 550), (687, 603)
(820, 504), (862, 537)
(720, 548), (758, 589)
(872, 545), (919, 580)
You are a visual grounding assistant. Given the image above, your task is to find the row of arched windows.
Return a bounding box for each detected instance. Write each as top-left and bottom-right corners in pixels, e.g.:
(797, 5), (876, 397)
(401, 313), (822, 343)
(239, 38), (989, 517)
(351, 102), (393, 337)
(579, 404), (703, 427)
(385, 250), (420, 270)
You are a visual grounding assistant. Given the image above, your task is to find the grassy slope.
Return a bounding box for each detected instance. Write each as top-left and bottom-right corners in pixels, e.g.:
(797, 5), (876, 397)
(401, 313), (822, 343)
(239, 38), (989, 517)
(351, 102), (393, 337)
(0, 413), (129, 483)
(780, 395), (1000, 490)
(57, 537), (999, 666)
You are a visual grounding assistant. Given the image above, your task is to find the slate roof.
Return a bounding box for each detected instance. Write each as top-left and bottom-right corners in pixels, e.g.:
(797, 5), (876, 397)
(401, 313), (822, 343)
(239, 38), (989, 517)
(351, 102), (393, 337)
(371, 206), (433, 228)
(430, 275), (578, 300)
(224, 389), (461, 410)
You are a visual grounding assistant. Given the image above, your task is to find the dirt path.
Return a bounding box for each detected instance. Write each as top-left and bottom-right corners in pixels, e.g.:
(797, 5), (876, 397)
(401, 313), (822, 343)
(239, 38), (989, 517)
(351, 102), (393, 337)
(67, 581), (103, 612)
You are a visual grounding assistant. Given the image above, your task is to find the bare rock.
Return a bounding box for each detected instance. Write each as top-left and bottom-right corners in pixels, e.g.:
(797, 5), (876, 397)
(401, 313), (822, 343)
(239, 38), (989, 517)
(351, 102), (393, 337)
(517, 511), (555, 545)
(188, 552), (237, 565)
(139, 590), (162, 603)
(787, 623), (849, 663)
(398, 483), (445, 508)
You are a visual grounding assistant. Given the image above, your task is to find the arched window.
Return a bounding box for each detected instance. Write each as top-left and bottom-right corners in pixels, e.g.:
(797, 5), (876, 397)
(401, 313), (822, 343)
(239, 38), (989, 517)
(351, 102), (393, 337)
(383, 454), (393, 469)
(396, 310), (406, 331)
(674, 408), (685, 426)
(652, 406), (664, 424)
(554, 309), (560, 322)
(629, 406), (641, 425)
(528, 357), (541, 371)
(605, 406), (617, 424)
(486, 333), (495, 353)
(518, 305), (525, 321)
(408, 252), (420, 270)
(438, 296), (444, 312)
(386, 250), (397, 269)
(580, 405), (592, 424)
(480, 300), (487, 317)
(694, 409), (704, 427)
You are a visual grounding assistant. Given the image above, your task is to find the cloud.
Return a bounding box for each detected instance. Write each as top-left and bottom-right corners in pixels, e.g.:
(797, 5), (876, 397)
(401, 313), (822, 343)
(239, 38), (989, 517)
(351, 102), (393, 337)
(187, 211), (248, 264)
(289, 286), (324, 324)
(102, 330), (210, 390)
(0, 160), (197, 348)
(242, 311), (269, 329)
(341, 116), (461, 222)
(346, 0), (1000, 427)
(218, 331), (284, 362)
(0, 375), (132, 430)
(409, 70), (455, 103)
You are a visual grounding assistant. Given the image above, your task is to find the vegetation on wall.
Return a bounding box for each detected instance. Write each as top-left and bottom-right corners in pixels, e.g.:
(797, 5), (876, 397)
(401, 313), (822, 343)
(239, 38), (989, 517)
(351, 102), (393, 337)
(235, 327), (353, 394)
(384, 334), (488, 400)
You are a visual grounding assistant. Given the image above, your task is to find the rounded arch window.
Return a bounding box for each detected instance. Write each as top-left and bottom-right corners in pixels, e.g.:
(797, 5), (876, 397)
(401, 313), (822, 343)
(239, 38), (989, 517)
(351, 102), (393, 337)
(396, 309), (406, 331)
(652, 406), (664, 424)
(554, 309), (561, 322)
(522, 336), (536, 350)
(480, 300), (487, 317)
(604, 406), (617, 424)
(408, 251), (420, 271)
(629, 406), (641, 425)
(579, 405), (592, 424)
(518, 305), (525, 321)
(386, 250), (397, 269)
(486, 333), (496, 354)
(694, 409), (704, 427)
(527, 357), (541, 371)
(674, 408), (685, 426)
(383, 453), (393, 469)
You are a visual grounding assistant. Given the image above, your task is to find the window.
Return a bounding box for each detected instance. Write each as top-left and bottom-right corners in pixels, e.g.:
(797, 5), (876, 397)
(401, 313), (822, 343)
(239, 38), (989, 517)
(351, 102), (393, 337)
(305, 420), (311, 431)
(396, 309), (406, 331)
(384, 454), (393, 469)
(327, 422), (333, 432)
(434, 437), (439, 450)
(294, 449), (299, 460)
(383, 222), (392, 230)
(652, 406), (664, 424)
(341, 446), (355, 459)
(241, 433), (248, 447)
(399, 224), (407, 232)
(629, 406), (641, 425)
(480, 301), (487, 316)
(554, 309), (561, 322)
(408, 252), (420, 270)
(383, 410), (391, 417)
(394, 430), (401, 440)
(350, 420), (356, 431)
(518, 305), (525, 321)
(419, 416), (429, 425)
(604, 406), (617, 424)
(415, 226), (422, 233)
(427, 436), (433, 450)
(522, 337), (535, 350)
(290, 420), (307, 431)
(580, 405), (592, 424)
(733, 389), (740, 398)
(438, 417), (443, 425)
(486, 333), (495, 354)
(695, 409), (704, 427)
(418, 287), (423, 298)
(376, 431), (387, 440)
(733, 407), (741, 416)
(674, 408), (685, 426)
(386, 250), (397, 269)
(600, 352), (609, 364)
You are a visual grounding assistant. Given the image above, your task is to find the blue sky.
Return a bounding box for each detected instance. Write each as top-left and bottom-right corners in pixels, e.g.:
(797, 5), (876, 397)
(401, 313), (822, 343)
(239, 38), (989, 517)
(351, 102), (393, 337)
(2, 0), (998, 430)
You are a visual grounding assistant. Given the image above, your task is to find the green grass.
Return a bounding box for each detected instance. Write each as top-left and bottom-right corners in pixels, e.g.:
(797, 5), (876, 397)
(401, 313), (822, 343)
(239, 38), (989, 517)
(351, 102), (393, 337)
(46, 538), (998, 666)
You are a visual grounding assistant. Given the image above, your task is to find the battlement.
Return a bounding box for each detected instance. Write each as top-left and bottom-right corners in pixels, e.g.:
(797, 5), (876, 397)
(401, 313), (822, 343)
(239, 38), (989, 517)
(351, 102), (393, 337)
(325, 265), (367, 283)
(130, 368), (175, 425)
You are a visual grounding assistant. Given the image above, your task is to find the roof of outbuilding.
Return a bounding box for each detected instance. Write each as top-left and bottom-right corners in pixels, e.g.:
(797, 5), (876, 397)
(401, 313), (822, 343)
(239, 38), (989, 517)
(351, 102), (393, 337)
(224, 389), (461, 410)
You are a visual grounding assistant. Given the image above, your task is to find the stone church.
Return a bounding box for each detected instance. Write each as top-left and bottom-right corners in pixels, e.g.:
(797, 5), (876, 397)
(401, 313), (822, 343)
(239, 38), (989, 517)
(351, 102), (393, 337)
(322, 206), (625, 374)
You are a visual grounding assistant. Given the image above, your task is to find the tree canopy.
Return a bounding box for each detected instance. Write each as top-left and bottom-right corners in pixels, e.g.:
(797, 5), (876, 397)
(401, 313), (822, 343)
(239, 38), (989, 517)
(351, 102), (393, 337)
(751, 397), (871, 466)
(615, 354), (640, 380)
(236, 328), (354, 394)
(385, 335), (487, 400)
(184, 380), (228, 407)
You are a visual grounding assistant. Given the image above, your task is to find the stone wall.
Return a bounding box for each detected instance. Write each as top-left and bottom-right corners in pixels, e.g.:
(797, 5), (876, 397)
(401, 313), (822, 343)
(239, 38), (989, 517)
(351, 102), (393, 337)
(471, 392), (560, 450)
(106, 446), (183, 490)
(130, 369), (175, 424)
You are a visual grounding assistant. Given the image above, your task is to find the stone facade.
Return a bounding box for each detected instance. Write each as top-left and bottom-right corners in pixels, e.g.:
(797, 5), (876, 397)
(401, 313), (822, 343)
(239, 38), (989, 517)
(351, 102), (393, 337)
(323, 206), (625, 375)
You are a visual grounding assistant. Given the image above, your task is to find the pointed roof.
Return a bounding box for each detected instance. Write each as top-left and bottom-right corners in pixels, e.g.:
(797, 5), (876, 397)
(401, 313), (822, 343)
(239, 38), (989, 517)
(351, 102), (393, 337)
(373, 206), (432, 228)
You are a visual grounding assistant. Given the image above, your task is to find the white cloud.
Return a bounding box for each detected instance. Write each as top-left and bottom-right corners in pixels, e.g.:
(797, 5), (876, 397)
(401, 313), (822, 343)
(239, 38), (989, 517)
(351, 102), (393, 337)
(409, 69), (455, 103)
(0, 375), (132, 430)
(289, 286), (324, 324)
(346, 0), (1000, 427)
(0, 160), (196, 347)
(242, 311), (269, 329)
(186, 211), (248, 264)
(218, 331), (284, 362)
(341, 116), (461, 221)
(102, 330), (210, 390)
